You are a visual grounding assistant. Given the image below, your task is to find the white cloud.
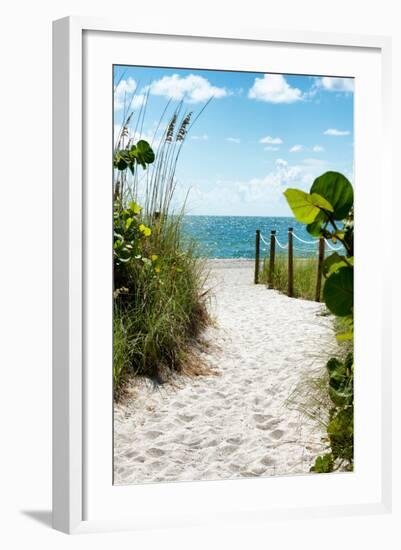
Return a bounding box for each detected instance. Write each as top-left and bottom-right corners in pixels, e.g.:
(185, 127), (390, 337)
(114, 78), (146, 111)
(259, 136), (283, 145)
(264, 146), (279, 151)
(176, 157), (326, 216)
(248, 74), (303, 103)
(301, 158), (328, 168)
(324, 128), (351, 136)
(132, 95), (146, 109)
(290, 145), (326, 153)
(149, 74), (228, 103)
(226, 137), (241, 143)
(316, 77), (354, 93)
(190, 134), (209, 141)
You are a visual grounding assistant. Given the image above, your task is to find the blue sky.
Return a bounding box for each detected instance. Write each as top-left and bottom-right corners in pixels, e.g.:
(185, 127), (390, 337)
(114, 66), (354, 216)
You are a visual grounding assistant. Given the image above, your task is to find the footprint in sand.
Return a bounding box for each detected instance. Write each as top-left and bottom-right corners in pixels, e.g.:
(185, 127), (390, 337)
(203, 438), (219, 448)
(253, 413), (273, 423)
(261, 455), (276, 467)
(150, 460), (164, 470)
(220, 444), (237, 456)
(145, 430), (163, 440)
(256, 423), (272, 431)
(125, 450), (138, 459)
(186, 437), (203, 448)
(147, 447), (166, 458)
(214, 391), (227, 399)
(270, 429), (285, 440)
(172, 401), (186, 409)
(226, 436), (242, 445)
(250, 465), (267, 476)
(239, 469), (259, 478)
(178, 413), (197, 423)
(172, 433), (186, 444)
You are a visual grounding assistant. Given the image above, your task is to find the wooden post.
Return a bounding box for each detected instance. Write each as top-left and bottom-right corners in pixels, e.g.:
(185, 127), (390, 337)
(268, 230), (276, 289)
(315, 237), (325, 302)
(254, 229), (260, 284)
(288, 227), (294, 297)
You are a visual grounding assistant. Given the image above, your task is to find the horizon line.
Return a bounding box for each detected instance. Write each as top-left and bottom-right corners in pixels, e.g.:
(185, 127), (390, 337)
(182, 213), (295, 218)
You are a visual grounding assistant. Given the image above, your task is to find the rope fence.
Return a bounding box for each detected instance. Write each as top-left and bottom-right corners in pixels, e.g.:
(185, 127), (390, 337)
(273, 236), (289, 250)
(260, 230), (342, 252)
(291, 230), (343, 251)
(254, 227), (344, 302)
(292, 233), (319, 245)
(259, 233), (270, 248)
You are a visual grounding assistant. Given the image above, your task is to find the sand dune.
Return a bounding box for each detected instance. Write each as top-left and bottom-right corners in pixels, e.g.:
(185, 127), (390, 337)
(114, 259), (338, 484)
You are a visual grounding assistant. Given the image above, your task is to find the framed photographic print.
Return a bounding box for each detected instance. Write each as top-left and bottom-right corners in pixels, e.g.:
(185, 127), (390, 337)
(52, 17), (392, 534)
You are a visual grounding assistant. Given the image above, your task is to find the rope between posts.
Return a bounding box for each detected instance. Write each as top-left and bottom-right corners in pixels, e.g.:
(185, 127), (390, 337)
(274, 236), (288, 249)
(292, 232), (319, 245)
(259, 231), (344, 253)
(324, 239), (343, 252)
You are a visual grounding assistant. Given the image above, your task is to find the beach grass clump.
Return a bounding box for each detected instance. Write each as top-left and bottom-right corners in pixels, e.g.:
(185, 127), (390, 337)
(113, 214), (210, 397)
(113, 93), (211, 398)
(261, 254), (318, 300)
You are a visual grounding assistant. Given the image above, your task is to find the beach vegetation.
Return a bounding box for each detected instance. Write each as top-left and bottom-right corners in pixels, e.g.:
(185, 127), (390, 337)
(260, 254), (317, 300)
(260, 255), (318, 300)
(113, 96), (210, 399)
(284, 171), (354, 472)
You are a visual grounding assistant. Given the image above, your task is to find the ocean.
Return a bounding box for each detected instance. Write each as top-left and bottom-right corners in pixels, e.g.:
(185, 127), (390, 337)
(182, 215), (327, 259)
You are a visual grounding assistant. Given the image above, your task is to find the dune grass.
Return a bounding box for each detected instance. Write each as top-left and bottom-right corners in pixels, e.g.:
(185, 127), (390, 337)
(113, 95), (211, 399)
(260, 254), (319, 301)
(113, 216), (210, 397)
(286, 324), (354, 472)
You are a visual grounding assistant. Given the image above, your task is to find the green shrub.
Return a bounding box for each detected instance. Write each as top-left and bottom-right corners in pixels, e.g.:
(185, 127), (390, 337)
(284, 171), (354, 472)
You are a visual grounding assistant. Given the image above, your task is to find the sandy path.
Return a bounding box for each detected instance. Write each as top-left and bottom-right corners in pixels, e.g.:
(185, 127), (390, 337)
(114, 260), (338, 484)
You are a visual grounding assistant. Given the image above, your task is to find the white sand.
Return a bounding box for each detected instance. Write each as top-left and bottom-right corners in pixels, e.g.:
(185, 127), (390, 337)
(114, 259), (338, 484)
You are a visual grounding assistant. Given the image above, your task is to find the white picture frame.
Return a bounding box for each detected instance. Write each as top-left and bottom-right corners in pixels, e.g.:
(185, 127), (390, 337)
(52, 16), (392, 534)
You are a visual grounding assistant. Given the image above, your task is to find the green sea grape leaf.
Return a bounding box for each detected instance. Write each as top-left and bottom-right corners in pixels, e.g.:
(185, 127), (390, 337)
(310, 171), (353, 220)
(307, 222), (322, 236)
(329, 386), (353, 407)
(130, 140), (155, 169)
(326, 357), (342, 374)
(328, 408), (353, 439)
(114, 150), (133, 171)
(306, 211), (326, 236)
(125, 217), (133, 230)
(284, 189), (333, 224)
(344, 353), (354, 371)
(323, 266), (353, 316)
(323, 252), (348, 277)
(114, 154), (127, 171)
(336, 332), (354, 342)
(128, 201), (142, 215)
(310, 454), (334, 473)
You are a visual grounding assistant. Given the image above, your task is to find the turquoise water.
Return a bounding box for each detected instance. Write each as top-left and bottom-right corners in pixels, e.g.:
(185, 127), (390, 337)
(182, 215), (325, 259)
